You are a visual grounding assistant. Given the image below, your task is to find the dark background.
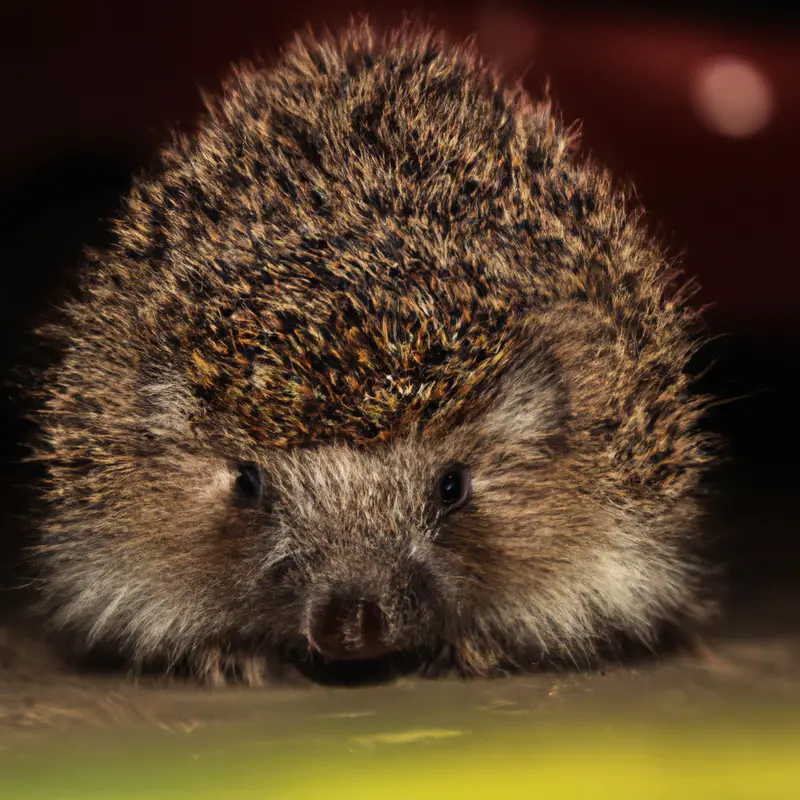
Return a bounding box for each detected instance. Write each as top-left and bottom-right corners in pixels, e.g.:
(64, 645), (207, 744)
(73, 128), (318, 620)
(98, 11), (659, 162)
(1, 2), (798, 609)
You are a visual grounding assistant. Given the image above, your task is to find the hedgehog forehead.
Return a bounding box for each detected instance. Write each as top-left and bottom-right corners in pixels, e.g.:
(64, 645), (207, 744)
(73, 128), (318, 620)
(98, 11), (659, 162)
(181, 286), (534, 448)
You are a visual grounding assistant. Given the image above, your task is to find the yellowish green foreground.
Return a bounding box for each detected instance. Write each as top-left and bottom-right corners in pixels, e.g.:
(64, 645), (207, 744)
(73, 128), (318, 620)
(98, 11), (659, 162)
(3, 715), (798, 799)
(2, 671), (799, 800)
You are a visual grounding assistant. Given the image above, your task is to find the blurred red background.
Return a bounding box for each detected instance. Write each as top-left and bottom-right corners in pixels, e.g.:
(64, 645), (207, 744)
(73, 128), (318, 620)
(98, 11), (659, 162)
(0, 1), (798, 494)
(1, 1), (798, 333)
(0, 0), (798, 606)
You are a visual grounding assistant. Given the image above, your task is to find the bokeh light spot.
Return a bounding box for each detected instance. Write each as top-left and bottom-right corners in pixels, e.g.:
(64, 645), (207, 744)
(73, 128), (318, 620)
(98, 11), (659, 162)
(692, 56), (773, 138)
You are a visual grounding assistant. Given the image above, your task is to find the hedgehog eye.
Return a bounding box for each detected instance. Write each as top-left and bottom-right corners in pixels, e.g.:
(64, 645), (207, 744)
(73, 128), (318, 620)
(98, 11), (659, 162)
(234, 462), (262, 504)
(436, 465), (471, 514)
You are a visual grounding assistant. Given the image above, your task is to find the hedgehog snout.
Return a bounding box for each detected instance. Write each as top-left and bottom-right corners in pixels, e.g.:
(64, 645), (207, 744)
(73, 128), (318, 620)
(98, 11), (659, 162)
(300, 553), (444, 660)
(306, 590), (391, 661)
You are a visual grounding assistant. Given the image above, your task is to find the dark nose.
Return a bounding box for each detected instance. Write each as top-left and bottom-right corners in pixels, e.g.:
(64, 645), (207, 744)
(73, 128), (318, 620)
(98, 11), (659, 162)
(307, 593), (391, 661)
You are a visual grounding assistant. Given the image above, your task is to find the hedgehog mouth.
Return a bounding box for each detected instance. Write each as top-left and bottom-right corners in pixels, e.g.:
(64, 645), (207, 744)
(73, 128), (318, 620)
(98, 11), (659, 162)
(294, 648), (406, 686)
(273, 630), (442, 686)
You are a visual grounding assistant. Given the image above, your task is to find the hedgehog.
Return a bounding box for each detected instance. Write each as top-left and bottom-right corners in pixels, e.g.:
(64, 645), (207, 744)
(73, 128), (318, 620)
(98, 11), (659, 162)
(30, 22), (715, 686)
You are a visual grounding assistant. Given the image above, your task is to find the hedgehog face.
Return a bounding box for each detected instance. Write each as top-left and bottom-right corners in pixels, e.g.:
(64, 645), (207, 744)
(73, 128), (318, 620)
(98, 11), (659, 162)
(35, 324), (696, 680)
(202, 341), (696, 675)
(34, 303), (705, 682)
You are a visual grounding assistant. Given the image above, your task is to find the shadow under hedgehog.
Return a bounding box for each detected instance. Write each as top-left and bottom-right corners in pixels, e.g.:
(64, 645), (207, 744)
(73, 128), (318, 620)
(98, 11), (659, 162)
(29, 22), (717, 686)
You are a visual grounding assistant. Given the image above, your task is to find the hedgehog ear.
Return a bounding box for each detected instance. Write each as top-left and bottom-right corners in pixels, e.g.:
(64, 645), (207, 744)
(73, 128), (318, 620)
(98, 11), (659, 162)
(136, 372), (198, 437)
(477, 302), (618, 444)
(524, 302), (620, 398)
(478, 352), (566, 446)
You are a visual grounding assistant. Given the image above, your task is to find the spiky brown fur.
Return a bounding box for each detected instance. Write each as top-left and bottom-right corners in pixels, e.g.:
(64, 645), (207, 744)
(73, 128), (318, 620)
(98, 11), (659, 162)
(30, 22), (715, 684)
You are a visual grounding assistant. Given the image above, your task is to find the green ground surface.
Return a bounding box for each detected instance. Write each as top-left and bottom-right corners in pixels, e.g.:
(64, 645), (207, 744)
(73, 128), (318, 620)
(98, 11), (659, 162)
(2, 603), (800, 799)
(1, 474), (799, 798)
